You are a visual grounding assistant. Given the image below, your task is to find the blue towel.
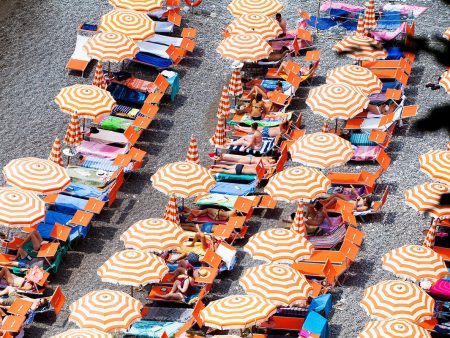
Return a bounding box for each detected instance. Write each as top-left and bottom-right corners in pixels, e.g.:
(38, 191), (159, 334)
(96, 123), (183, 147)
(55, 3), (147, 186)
(37, 222), (88, 242)
(108, 82), (147, 106)
(80, 23), (98, 31)
(303, 312), (329, 338)
(260, 80), (290, 92)
(381, 80), (402, 92)
(80, 156), (133, 173)
(341, 19), (358, 31)
(64, 182), (110, 201)
(124, 320), (185, 338)
(209, 181), (257, 196)
(349, 133), (378, 146)
(309, 294), (333, 318)
(386, 47), (405, 60)
(307, 16), (338, 30)
(377, 11), (401, 30)
(134, 52), (174, 69)
(53, 194), (88, 215)
(330, 8), (350, 21)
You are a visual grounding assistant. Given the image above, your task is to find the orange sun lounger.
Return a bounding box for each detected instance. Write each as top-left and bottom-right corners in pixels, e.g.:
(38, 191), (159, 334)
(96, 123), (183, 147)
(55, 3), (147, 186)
(65, 34), (92, 76)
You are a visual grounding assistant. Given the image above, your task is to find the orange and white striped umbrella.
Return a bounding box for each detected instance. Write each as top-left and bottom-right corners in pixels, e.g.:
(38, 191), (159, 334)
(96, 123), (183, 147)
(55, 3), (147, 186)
(200, 295), (277, 330)
(100, 9), (156, 41)
(306, 83), (369, 120)
(265, 167), (330, 202)
(163, 194), (181, 226)
(356, 14), (365, 36)
(64, 111), (83, 147)
(420, 150), (450, 184)
(109, 0), (163, 12)
(217, 86), (231, 118)
(227, 0), (283, 16)
(360, 280), (434, 323)
(423, 219), (437, 248)
(151, 161), (215, 198)
(97, 250), (168, 287)
(210, 113), (227, 148)
(291, 202), (306, 235)
(226, 14), (282, 40)
(439, 70), (450, 93)
(290, 132), (354, 169)
(69, 290), (142, 332)
(3, 157), (71, 194)
(363, 0), (377, 30)
(186, 135), (200, 164)
(228, 69), (243, 97)
(333, 35), (387, 61)
(217, 34), (273, 62)
(239, 264), (312, 306)
(326, 65), (382, 95)
(51, 329), (113, 338)
(0, 187), (46, 228)
(84, 32), (139, 62)
(444, 27), (450, 40)
(55, 85), (116, 119)
(120, 218), (187, 253)
(405, 183), (450, 219)
(244, 228), (313, 263)
(92, 63), (107, 90)
(382, 245), (448, 282)
(48, 137), (64, 167)
(358, 319), (431, 338)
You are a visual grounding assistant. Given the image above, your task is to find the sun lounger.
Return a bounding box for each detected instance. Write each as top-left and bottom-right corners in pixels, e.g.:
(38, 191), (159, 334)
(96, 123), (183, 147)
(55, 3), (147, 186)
(133, 52), (176, 69)
(79, 155), (136, 173)
(76, 140), (128, 160)
(78, 21), (175, 34)
(209, 181), (257, 196)
(308, 224), (347, 249)
(137, 41), (173, 59)
(108, 82), (148, 106)
(65, 34), (91, 76)
(87, 129), (130, 147)
(63, 182), (111, 202)
(66, 166), (115, 189)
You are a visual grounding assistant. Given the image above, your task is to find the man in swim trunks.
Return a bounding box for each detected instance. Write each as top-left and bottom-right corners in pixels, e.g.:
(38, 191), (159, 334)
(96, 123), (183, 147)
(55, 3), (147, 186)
(210, 164), (275, 177)
(228, 123), (263, 151)
(276, 13), (287, 37)
(210, 153), (277, 166)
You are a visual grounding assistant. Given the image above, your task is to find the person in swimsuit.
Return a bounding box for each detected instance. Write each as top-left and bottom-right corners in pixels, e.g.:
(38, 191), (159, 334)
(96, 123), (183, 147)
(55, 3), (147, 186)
(367, 101), (396, 115)
(245, 81), (284, 113)
(0, 287), (50, 309)
(210, 164), (275, 176)
(0, 247), (45, 270)
(0, 230), (44, 253)
(0, 267), (33, 293)
(246, 94), (265, 120)
(276, 13), (287, 37)
(305, 202), (332, 235)
(210, 153), (277, 166)
(322, 193), (372, 212)
(228, 123), (263, 151)
(155, 267), (195, 301)
(235, 120), (289, 138)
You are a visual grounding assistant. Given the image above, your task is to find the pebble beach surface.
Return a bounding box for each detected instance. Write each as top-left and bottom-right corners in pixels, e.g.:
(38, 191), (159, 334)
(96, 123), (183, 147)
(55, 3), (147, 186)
(0, 0), (449, 336)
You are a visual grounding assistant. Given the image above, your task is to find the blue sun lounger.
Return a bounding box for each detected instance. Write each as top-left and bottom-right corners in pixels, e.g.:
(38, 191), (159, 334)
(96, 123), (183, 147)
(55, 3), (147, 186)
(133, 52), (175, 69)
(107, 82), (148, 106)
(209, 181), (257, 196)
(301, 311), (329, 338)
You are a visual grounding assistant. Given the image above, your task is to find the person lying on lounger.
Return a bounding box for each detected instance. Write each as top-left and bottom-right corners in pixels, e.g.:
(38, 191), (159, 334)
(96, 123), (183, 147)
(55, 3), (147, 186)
(264, 46), (291, 62)
(0, 267), (33, 292)
(0, 247), (46, 270)
(277, 61), (313, 78)
(322, 193), (372, 212)
(154, 267), (196, 302)
(180, 207), (237, 223)
(0, 288), (50, 309)
(210, 163), (274, 176)
(0, 230), (44, 253)
(227, 123), (263, 151)
(235, 119), (290, 138)
(244, 81), (283, 112)
(211, 153), (277, 166)
(305, 202), (332, 235)
(367, 101), (397, 115)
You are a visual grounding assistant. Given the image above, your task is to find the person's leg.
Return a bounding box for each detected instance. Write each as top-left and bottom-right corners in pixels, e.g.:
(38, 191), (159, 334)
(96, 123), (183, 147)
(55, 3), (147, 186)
(200, 234), (209, 250)
(169, 267), (186, 281)
(160, 292), (185, 301)
(0, 267), (14, 286)
(187, 233), (202, 247)
(0, 285), (15, 296)
(29, 231), (43, 251)
(181, 223), (198, 232)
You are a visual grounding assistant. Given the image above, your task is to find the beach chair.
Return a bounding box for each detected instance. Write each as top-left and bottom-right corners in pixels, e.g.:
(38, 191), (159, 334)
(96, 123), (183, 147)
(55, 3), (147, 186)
(349, 131), (392, 163)
(308, 224), (347, 249)
(133, 44), (185, 69)
(147, 285), (206, 306)
(307, 240), (360, 266)
(76, 140), (129, 160)
(78, 21), (176, 34)
(65, 34), (91, 76)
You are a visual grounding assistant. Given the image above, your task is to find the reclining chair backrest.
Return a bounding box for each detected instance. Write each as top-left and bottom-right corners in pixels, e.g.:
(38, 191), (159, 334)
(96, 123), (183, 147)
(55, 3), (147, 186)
(234, 196), (254, 214)
(401, 105), (418, 118)
(344, 227), (365, 246)
(276, 146), (289, 173)
(339, 239), (360, 264)
(372, 187), (389, 212)
(181, 28), (198, 39)
(154, 73), (170, 93)
(256, 160), (265, 182)
(368, 129), (388, 145)
(50, 286), (65, 316)
(376, 149), (391, 171)
(192, 299), (205, 328)
(323, 259), (337, 286)
(201, 249), (222, 269)
(180, 38), (196, 53)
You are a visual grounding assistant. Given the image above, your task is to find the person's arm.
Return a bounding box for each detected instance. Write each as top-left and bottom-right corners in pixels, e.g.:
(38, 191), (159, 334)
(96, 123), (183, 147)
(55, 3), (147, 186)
(169, 252), (187, 264)
(178, 278), (191, 293)
(243, 135), (256, 151)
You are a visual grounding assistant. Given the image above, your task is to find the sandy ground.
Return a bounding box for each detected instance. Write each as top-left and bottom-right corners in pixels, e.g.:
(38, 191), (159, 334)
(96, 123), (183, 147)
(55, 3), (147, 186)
(0, 0), (449, 337)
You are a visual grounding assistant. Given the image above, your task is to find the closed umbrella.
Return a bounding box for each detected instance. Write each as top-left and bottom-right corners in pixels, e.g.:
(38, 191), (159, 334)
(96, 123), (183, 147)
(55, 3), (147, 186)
(444, 27), (450, 40)
(48, 137), (64, 167)
(423, 219), (437, 248)
(217, 34), (272, 62)
(63, 111), (83, 147)
(100, 9), (156, 41)
(363, 0), (377, 30)
(228, 69), (243, 97)
(210, 113), (227, 148)
(163, 194), (181, 226)
(92, 63), (107, 90)
(186, 135), (200, 164)
(227, 0), (283, 16)
(217, 86), (231, 118)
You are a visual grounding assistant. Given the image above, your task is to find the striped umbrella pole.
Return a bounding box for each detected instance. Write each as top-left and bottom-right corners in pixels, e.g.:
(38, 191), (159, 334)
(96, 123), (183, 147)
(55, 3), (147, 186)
(218, 86), (231, 119)
(186, 135), (200, 164)
(356, 14), (365, 36)
(163, 195), (181, 226)
(210, 113), (227, 148)
(228, 69), (244, 106)
(291, 202), (306, 236)
(48, 137), (64, 167)
(92, 62), (107, 90)
(423, 219), (438, 248)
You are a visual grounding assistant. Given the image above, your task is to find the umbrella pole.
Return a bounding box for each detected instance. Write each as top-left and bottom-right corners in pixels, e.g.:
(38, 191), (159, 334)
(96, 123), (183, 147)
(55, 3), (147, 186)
(130, 286), (134, 297)
(335, 119), (338, 133)
(316, 0), (321, 33)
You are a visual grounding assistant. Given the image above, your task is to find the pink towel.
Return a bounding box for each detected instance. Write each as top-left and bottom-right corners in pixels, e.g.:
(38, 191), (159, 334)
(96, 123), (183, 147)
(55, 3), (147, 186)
(320, 2), (364, 12)
(429, 280), (450, 299)
(77, 140), (127, 160)
(372, 23), (406, 41)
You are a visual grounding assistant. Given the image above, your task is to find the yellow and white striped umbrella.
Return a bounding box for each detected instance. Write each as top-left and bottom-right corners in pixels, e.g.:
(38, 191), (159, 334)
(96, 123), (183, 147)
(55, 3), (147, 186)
(382, 245), (448, 282)
(120, 218), (187, 253)
(239, 264), (312, 306)
(326, 65), (382, 95)
(244, 228), (313, 264)
(420, 150), (450, 184)
(290, 132), (354, 169)
(227, 0), (283, 16)
(264, 167), (330, 202)
(439, 70), (450, 93)
(405, 182), (450, 219)
(97, 250), (168, 287)
(3, 157), (71, 194)
(226, 15), (282, 40)
(84, 32), (139, 62)
(306, 83), (369, 120)
(358, 319), (431, 338)
(100, 9), (156, 41)
(109, 0), (163, 12)
(150, 161), (215, 198)
(0, 187), (45, 228)
(51, 329), (113, 338)
(360, 280), (434, 323)
(200, 295), (277, 330)
(217, 34), (272, 62)
(333, 35), (387, 61)
(69, 290), (142, 332)
(55, 85), (116, 119)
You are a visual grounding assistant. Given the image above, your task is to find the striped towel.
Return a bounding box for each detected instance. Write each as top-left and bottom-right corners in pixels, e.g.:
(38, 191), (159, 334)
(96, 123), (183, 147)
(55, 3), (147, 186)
(349, 133), (378, 146)
(80, 156), (133, 173)
(308, 225), (347, 249)
(228, 137), (275, 155)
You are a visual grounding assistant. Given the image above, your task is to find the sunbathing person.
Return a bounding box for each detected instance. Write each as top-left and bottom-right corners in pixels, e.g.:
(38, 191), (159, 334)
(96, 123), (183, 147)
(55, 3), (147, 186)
(276, 13), (287, 37)
(245, 94), (265, 120)
(265, 46), (291, 62)
(235, 119), (289, 138)
(277, 61), (313, 78)
(0, 247), (45, 270)
(0, 230), (44, 253)
(0, 287), (50, 309)
(211, 153), (277, 166)
(210, 163), (274, 177)
(228, 123), (263, 151)
(244, 82), (284, 112)
(305, 202), (332, 235)
(322, 193), (372, 212)
(367, 101), (397, 115)
(0, 267), (33, 292)
(154, 267), (196, 301)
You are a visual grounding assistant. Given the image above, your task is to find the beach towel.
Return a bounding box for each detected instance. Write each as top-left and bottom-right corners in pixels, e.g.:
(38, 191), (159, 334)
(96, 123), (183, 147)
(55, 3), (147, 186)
(108, 82), (147, 106)
(209, 181), (257, 196)
(430, 280), (450, 300)
(112, 104), (141, 119)
(124, 320), (185, 338)
(386, 47), (405, 60)
(195, 194), (238, 209)
(228, 137), (276, 155)
(260, 80), (291, 92)
(376, 11), (401, 30)
(53, 194), (88, 215)
(88, 129), (130, 147)
(215, 172), (256, 182)
(80, 156), (134, 173)
(230, 112), (292, 127)
(351, 146), (380, 162)
(371, 23), (406, 42)
(134, 52), (174, 69)
(307, 16), (338, 30)
(77, 140), (128, 160)
(382, 4), (428, 17)
(64, 182), (110, 201)
(98, 115), (135, 133)
(349, 133), (378, 146)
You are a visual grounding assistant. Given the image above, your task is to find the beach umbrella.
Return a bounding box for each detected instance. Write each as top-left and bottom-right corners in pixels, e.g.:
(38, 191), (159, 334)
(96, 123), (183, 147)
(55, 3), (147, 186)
(326, 65), (382, 95)
(226, 14), (282, 40)
(358, 319), (431, 338)
(405, 182), (450, 219)
(360, 280), (434, 323)
(333, 35), (387, 61)
(419, 150), (450, 184)
(439, 70), (450, 93)
(291, 202), (306, 235)
(48, 137), (64, 167)
(92, 63), (107, 90)
(306, 83), (369, 120)
(100, 9), (156, 41)
(55, 85), (116, 120)
(51, 329), (113, 338)
(289, 132), (354, 169)
(444, 27), (450, 40)
(227, 0), (283, 16)
(64, 111), (83, 147)
(356, 14), (366, 36)
(120, 218), (187, 253)
(0, 187), (46, 228)
(97, 250), (168, 289)
(150, 161), (215, 198)
(217, 34), (272, 62)
(244, 228), (313, 263)
(109, 0), (163, 12)
(382, 245), (448, 282)
(163, 194), (181, 226)
(239, 264), (312, 306)
(3, 157), (71, 195)
(217, 86), (231, 118)
(423, 219), (437, 248)
(363, 0), (377, 30)
(209, 113), (227, 148)
(228, 69), (243, 97)
(200, 295), (277, 330)
(186, 135), (200, 164)
(84, 32), (139, 62)
(69, 290), (142, 332)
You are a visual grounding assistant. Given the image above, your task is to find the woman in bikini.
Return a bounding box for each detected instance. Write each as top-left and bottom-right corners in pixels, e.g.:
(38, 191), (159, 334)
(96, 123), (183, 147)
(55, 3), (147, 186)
(211, 153), (277, 166)
(235, 119), (290, 138)
(322, 193), (372, 212)
(0, 267), (33, 293)
(248, 94), (265, 120)
(155, 267), (195, 301)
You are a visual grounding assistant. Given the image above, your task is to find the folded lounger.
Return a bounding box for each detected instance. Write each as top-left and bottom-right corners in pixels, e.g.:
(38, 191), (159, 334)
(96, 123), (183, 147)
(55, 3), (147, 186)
(65, 34), (91, 76)
(76, 140), (128, 160)
(137, 41), (172, 59)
